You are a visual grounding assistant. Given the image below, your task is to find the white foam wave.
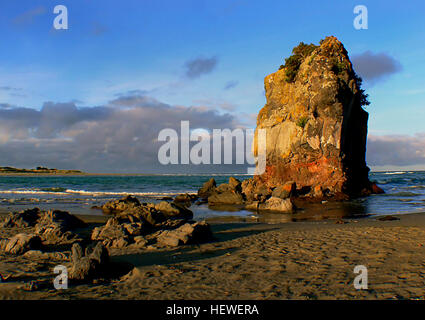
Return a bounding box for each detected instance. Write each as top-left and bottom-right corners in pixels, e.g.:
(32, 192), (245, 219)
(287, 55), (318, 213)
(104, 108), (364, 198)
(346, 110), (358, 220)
(0, 190), (69, 195)
(0, 189), (196, 197)
(384, 171), (407, 175)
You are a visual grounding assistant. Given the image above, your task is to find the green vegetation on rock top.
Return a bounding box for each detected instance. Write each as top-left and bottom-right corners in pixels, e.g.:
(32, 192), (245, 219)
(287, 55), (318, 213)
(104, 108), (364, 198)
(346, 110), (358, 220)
(282, 42), (318, 83)
(280, 37), (370, 107)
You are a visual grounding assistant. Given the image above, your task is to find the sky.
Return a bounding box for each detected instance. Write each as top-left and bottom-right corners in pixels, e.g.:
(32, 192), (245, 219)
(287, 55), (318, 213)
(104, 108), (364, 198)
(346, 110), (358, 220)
(0, 0), (424, 173)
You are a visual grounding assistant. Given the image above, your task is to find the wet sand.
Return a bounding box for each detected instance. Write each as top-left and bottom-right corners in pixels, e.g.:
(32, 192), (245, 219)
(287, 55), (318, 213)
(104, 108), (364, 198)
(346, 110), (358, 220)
(1, 212), (425, 299)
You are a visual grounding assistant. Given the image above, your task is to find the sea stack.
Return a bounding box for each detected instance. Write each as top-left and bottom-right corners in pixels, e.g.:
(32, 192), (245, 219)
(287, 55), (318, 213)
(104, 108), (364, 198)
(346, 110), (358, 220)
(252, 36), (379, 199)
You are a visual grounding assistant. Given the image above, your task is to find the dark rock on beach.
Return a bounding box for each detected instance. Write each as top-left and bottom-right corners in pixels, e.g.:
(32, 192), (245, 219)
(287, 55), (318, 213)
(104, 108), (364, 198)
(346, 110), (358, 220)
(91, 217), (132, 248)
(34, 210), (86, 244)
(241, 179), (272, 203)
(69, 242), (110, 282)
(1, 208), (86, 245)
(0, 208), (42, 228)
(101, 195), (141, 215)
(155, 201), (193, 219)
(258, 197), (293, 213)
(197, 178), (217, 199)
(0, 233), (42, 255)
(173, 193), (198, 205)
(0, 194), (215, 287)
(207, 177), (245, 206)
(156, 221), (213, 247)
(208, 191), (245, 206)
(199, 177), (295, 213)
(91, 195), (211, 248)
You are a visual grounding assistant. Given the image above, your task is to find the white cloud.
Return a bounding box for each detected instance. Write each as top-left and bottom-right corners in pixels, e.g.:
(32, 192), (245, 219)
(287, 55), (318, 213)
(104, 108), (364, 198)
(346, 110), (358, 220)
(367, 134), (425, 167)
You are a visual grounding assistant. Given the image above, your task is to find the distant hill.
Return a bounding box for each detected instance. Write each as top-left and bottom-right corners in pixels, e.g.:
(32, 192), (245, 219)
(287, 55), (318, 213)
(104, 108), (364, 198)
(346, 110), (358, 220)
(0, 166), (84, 175)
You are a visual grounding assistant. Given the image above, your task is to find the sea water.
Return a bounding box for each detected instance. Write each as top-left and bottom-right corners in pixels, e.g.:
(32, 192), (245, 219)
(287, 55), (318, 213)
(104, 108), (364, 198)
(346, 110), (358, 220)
(0, 171), (424, 222)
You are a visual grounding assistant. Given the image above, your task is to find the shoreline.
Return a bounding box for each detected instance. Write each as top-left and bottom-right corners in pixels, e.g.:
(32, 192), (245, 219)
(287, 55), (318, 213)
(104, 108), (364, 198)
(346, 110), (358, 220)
(1, 198), (425, 223)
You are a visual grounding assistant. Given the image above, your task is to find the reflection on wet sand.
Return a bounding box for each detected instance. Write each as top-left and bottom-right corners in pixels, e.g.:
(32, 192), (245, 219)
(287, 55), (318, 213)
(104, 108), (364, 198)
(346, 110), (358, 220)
(204, 199), (370, 224)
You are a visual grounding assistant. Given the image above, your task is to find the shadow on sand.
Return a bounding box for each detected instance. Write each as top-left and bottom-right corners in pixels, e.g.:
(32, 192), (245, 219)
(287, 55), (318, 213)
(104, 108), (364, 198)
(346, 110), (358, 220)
(111, 222), (277, 268)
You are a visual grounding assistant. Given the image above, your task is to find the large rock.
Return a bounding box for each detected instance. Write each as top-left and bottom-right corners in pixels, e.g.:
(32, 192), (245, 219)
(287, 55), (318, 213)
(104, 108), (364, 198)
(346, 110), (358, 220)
(154, 201), (193, 219)
(198, 178), (217, 199)
(91, 211), (156, 248)
(258, 197), (293, 213)
(174, 193), (198, 205)
(241, 179), (272, 202)
(156, 221), (212, 247)
(207, 177), (245, 205)
(91, 217), (132, 248)
(252, 36), (378, 198)
(101, 195), (141, 215)
(208, 191), (244, 205)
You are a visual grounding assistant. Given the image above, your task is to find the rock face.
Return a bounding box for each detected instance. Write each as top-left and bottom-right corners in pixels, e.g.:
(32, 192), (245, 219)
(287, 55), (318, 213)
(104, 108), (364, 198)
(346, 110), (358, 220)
(253, 36), (375, 198)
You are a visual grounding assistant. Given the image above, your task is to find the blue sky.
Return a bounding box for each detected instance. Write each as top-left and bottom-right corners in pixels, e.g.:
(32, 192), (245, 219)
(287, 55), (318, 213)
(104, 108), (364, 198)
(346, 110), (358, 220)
(0, 0), (424, 172)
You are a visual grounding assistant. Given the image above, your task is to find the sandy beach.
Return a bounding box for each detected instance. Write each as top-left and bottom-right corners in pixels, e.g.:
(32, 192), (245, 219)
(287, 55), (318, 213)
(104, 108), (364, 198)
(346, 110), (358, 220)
(1, 212), (425, 300)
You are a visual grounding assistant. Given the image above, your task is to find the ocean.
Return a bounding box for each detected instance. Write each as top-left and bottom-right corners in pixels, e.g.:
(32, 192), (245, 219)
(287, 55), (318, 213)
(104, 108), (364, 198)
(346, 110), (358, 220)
(0, 171), (424, 222)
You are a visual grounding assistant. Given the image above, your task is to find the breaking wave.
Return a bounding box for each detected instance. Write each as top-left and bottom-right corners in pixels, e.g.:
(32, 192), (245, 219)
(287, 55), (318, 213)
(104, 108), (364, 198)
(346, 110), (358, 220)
(0, 189), (195, 197)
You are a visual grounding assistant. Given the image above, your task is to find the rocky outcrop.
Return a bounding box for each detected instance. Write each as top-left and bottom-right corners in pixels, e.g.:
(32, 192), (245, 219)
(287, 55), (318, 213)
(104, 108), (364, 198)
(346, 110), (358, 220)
(0, 233), (42, 255)
(198, 37), (382, 211)
(91, 212), (154, 248)
(92, 195), (211, 248)
(1, 208), (85, 245)
(101, 196), (193, 221)
(34, 210), (86, 244)
(199, 177), (294, 213)
(251, 36), (380, 199)
(0, 208), (42, 228)
(0, 195), (214, 258)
